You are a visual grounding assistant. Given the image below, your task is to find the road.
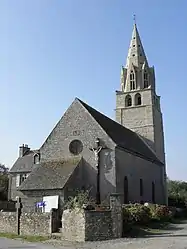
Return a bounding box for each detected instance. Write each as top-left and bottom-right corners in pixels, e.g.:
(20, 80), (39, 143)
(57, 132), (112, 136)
(0, 221), (187, 249)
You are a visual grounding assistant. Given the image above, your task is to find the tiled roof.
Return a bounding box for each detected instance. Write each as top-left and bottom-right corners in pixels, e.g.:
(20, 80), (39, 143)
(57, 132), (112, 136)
(77, 98), (163, 165)
(9, 150), (40, 173)
(18, 158), (82, 191)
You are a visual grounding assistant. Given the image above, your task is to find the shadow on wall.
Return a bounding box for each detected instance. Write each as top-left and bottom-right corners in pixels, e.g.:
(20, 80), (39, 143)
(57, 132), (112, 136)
(102, 149), (114, 174)
(81, 158), (116, 203)
(138, 134), (155, 154)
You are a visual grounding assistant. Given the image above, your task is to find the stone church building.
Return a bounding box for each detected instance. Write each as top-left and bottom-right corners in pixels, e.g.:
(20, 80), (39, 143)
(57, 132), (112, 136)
(8, 23), (167, 211)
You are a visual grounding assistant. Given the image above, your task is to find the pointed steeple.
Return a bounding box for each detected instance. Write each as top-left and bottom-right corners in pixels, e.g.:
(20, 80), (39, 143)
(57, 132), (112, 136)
(125, 23), (148, 69)
(120, 21), (155, 92)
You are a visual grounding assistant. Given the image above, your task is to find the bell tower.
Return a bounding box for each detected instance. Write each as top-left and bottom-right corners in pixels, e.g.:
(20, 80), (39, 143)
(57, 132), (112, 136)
(116, 22), (165, 162)
(115, 22), (167, 202)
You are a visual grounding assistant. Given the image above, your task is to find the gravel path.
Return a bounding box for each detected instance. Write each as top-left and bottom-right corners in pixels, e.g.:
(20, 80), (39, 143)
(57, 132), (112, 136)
(0, 221), (187, 249)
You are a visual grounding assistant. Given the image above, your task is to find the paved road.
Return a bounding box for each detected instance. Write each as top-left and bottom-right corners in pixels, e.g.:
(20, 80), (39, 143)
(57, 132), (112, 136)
(0, 237), (58, 249)
(0, 221), (187, 249)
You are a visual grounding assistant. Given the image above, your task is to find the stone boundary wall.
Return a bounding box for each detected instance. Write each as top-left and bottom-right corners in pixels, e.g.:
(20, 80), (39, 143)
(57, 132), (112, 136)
(85, 210), (112, 241)
(61, 194), (123, 242)
(62, 208), (85, 242)
(20, 212), (51, 236)
(0, 210), (58, 236)
(62, 208), (112, 242)
(0, 212), (17, 234)
(0, 194), (122, 240)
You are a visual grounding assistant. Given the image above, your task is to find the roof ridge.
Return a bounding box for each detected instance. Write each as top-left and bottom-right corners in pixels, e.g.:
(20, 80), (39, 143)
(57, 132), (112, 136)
(77, 98), (163, 166)
(76, 98), (115, 143)
(77, 98), (140, 139)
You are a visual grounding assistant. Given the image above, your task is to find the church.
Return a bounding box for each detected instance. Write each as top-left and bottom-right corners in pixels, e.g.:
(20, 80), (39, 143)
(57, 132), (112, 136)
(8, 23), (167, 211)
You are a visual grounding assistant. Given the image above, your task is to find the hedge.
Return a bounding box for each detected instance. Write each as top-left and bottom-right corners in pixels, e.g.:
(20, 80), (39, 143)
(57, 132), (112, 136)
(122, 203), (173, 225)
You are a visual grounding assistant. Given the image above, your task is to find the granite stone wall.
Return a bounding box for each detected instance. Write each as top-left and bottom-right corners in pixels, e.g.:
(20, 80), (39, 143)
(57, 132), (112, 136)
(62, 208), (113, 242)
(85, 210), (112, 241)
(39, 99), (117, 202)
(62, 208), (85, 242)
(20, 212), (51, 236)
(0, 212), (17, 234)
(0, 211), (55, 236)
(61, 201), (122, 242)
(115, 147), (165, 204)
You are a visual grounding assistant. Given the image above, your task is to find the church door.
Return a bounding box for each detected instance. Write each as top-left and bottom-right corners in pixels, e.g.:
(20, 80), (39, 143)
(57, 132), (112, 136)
(124, 176), (128, 204)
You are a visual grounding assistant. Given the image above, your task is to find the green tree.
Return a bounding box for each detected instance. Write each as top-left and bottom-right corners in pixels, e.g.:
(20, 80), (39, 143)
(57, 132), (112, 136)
(0, 163), (9, 201)
(167, 178), (187, 208)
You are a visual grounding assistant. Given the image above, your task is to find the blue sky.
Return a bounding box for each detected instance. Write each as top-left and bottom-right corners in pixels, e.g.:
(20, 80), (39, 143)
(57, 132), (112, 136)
(0, 0), (186, 180)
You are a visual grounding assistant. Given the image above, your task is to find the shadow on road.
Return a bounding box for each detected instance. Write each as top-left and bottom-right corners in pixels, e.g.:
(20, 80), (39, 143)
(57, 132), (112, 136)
(123, 220), (187, 238)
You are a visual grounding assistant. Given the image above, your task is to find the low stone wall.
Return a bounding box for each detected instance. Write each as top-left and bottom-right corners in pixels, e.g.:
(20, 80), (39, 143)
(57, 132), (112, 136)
(20, 212), (51, 236)
(62, 208), (85, 242)
(85, 210), (112, 241)
(0, 194), (122, 240)
(0, 212), (17, 234)
(61, 194), (123, 242)
(62, 208), (113, 242)
(0, 211), (56, 236)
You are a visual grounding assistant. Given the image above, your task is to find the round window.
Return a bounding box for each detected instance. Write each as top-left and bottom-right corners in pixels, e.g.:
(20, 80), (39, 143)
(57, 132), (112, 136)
(69, 140), (83, 155)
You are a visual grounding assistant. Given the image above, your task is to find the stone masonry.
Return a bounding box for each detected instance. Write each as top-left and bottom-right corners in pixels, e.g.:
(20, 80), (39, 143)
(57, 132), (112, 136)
(61, 194), (122, 242)
(0, 211), (54, 236)
(115, 23), (167, 204)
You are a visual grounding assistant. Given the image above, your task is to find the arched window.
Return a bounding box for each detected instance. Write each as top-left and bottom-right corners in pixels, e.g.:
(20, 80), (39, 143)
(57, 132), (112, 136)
(34, 153), (40, 164)
(130, 71), (136, 90)
(144, 71), (149, 88)
(152, 181), (155, 204)
(125, 95), (132, 107)
(124, 176), (128, 204)
(135, 93), (142, 106)
(140, 178), (143, 197)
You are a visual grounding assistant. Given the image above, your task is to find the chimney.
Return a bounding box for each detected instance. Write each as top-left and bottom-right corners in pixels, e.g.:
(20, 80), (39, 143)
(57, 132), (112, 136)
(19, 144), (30, 157)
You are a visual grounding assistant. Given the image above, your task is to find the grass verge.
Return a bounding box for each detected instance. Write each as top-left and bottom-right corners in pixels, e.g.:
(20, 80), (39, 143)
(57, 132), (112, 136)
(0, 233), (49, 242)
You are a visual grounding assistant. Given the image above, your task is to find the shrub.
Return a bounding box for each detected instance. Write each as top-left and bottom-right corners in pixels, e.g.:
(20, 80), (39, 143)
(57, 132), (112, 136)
(64, 190), (94, 210)
(123, 203), (175, 225)
(123, 204), (151, 224)
(149, 204), (172, 221)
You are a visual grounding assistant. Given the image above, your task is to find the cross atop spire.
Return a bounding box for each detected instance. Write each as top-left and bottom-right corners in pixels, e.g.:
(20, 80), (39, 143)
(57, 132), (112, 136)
(133, 14), (136, 25)
(125, 22), (148, 69)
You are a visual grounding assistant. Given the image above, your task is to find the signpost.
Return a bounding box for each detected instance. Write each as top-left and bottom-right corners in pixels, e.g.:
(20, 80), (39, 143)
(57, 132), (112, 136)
(16, 197), (22, 235)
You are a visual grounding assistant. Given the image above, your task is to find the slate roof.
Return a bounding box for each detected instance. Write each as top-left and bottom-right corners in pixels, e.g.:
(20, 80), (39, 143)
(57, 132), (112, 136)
(77, 98), (163, 166)
(9, 150), (40, 173)
(18, 158), (82, 191)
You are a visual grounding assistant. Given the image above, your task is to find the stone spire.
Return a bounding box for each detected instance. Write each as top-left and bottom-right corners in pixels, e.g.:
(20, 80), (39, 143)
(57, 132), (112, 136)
(125, 23), (148, 69)
(116, 20), (167, 205)
(121, 22), (154, 92)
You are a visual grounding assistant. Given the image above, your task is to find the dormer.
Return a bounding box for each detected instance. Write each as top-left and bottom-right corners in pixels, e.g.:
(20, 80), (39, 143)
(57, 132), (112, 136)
(33, 153), (40, 164)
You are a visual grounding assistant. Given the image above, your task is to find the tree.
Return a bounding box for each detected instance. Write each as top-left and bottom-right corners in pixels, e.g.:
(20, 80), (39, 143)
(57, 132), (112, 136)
(0, 163), (9, 201)
(0, 163), (8, 173)
(167, 178), (187, 208)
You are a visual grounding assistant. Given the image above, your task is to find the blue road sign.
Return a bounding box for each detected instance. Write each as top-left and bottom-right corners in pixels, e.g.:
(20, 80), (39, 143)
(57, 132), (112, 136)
(36, 201), (46, 208)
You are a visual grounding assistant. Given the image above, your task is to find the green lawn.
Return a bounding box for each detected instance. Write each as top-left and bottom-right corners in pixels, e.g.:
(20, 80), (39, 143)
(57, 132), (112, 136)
(0, 233), (49, 242)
